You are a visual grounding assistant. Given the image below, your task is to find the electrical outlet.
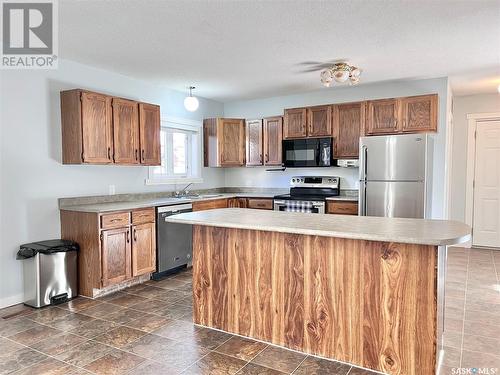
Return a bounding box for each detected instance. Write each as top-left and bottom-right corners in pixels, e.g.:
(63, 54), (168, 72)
(109, 185), (115, 195)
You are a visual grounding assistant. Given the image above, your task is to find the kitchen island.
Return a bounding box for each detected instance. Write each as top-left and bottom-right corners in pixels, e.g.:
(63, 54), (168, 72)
(166, 208), (471, 375)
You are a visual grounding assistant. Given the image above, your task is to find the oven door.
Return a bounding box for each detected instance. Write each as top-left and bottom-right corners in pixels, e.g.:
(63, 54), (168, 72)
(273, 200), (325, 214)
(282, 138), (333, 167)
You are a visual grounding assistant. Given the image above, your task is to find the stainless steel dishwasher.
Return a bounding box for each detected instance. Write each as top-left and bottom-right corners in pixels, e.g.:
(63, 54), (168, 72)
(153, 203), (192, 279)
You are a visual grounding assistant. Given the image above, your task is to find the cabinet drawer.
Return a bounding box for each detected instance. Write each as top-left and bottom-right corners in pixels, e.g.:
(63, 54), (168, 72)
(246, 198), (273, 210)
(101, 212), (130, 229)
(192, 198), (228, 212)
(326, 201), (358, 215)
(132, 208), (155, 224)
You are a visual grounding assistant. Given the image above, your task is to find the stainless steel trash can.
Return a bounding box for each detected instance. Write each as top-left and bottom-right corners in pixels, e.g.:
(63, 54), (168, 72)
(17, 240), (78, 308)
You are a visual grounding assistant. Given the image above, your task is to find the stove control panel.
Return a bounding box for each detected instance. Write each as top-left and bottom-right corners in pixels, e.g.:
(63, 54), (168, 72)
(290, 176), (339, 189)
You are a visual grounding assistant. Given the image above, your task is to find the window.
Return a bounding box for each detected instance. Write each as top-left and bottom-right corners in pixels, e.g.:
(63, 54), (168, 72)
(146, 118), (202, 185)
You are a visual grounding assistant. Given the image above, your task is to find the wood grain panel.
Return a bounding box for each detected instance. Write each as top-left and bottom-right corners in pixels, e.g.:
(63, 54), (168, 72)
(219, 118), (246, 166)
(112, 98), (140, 164)
(192, 225), (437, 375)
(246, 198), (273, 210)
(203, 118), (218, 167)
(100, 211), (130, 229)
(401, 94), (438, 133)
(131, 208), (155, 224)
(246, 119), (263, 166)
(60, 210), (100, 297)
(131, 222), (156, 276)
(326, 201), (359, 215)
(139, 102), (161, 165)
(307, 105), (332, 137)
(366, 99), (400, 135)
(284, 108), (307, 139)
(332, 102), (365, 159)
(192, 198), (229, 212)
(61, 90), (84, 164)
(263, 116), (283, 166)
(101, 227), (131, 287)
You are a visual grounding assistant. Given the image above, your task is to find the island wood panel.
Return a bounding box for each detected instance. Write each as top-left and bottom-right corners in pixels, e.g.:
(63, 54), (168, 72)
(192, 225), (437, 375)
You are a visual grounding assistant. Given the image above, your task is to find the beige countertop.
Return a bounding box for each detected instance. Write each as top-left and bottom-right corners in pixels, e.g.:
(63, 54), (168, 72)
(59, 191), (359, 213)
(165, 208), (471, 246)
(59, 193), (277, 213)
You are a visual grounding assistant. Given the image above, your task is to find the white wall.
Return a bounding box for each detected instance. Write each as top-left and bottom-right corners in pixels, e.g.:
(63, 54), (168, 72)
(450, 93), (500, 222)
(224, 77), (450, 217)
(0, 60), (224, 307)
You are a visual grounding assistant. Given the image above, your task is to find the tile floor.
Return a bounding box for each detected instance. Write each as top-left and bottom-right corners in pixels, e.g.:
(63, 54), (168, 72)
(0, 247), (498, 375)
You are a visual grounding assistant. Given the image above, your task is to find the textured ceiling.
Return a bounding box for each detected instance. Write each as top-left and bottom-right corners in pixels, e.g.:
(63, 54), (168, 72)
(60, 0), (500, 101)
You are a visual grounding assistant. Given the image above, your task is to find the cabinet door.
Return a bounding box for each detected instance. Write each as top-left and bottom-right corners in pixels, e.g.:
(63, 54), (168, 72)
(284, 108), (307, 139)
(192, 198), (229, 211)
(132, 223), (156, 277)
(112, 98), (140, 164)
(81, 92), (113, 163)
(401, 94), (438, 133)
(366, 99), (400, 135)
(246, 198), (273, 210)
(228, 198), (247, 208)
(333, 102), (365, 159)
(101, 227), (131, 287)
(263, 116), (283, 166)
(307, 105), (332, 137)
(219, 119), (245, 166)
(246, 119), (263, 166)
(139, 103), (161, 165)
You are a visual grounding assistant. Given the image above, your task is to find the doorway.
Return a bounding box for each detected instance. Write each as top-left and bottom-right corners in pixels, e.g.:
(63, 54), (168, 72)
(466, 114), (500, 248)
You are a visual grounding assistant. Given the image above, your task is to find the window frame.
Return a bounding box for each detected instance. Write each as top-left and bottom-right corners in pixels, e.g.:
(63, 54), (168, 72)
(146, 116), (203, 185)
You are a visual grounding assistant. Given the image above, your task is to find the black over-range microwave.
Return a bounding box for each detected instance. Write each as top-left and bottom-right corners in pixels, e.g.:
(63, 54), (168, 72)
(282, 137), (334, 168)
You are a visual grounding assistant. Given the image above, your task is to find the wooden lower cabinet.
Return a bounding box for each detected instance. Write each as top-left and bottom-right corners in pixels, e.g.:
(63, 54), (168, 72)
(61, 207), (156, 297)
(101, 227), (131, 287)
(192, 198), (229, 211)
(326, 200), (359, 215)
(132, 222), (156, 276)
(246, 198), (273, 210)
(228, 198), (248, 208)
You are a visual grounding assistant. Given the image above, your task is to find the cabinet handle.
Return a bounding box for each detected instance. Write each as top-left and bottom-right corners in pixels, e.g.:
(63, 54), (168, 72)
(265, 153), (269, 163)
(135, 149), (138, 161)
(126, 230), (130, 243)
(141, 149), (145, 161)
(133, 228), (137, 242)
(107, 147), (111, 160)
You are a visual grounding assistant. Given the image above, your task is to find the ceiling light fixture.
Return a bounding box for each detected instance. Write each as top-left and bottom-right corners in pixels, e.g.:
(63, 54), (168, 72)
(320, 62), (361, 87)
(184, 86), (199, 112)
(497, 84), (500, 93)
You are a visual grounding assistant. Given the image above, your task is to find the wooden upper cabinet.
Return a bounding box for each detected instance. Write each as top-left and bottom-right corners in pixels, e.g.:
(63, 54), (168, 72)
(220, 119), (245, 166)
(81, 92), (113, 163)
(139, 103), (161, 165)
(307, 105), (332, 137)
(203, 118), (245, 167)
(60, 89), (160, 165)
(263, 116), (283, 166)
(61, 90), (113, 164)
(112, 98), (140, 164)
(365, 98), (400, 135)
(101, 227), (131, 287)
(246, 119), (263, 166)
(333, 102), (366, 159)
(401, 94), (438, 133)
(284, 108), (307, 139)
(132, 222), (156, 277)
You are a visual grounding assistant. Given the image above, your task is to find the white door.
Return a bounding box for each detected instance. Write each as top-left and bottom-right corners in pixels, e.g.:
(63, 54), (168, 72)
(473, 120), (500, 248)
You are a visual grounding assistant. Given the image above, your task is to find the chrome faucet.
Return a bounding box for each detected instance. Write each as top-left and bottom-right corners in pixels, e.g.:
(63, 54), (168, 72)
(174, 183), (197, 198)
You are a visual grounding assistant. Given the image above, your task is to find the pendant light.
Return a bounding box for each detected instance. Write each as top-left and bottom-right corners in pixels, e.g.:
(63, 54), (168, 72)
(184, 86), (199, 112)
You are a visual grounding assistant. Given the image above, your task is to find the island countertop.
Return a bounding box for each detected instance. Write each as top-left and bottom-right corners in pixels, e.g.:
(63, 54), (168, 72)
(166, 208), (471, 246)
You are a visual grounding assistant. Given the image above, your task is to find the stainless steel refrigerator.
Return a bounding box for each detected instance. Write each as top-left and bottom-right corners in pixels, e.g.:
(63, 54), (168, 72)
(359, 134), (433, 218)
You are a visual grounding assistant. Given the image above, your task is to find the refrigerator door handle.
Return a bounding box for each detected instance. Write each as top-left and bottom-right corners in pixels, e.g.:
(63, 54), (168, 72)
(359, 181), (367, 216)
(360, 145), (368, 181)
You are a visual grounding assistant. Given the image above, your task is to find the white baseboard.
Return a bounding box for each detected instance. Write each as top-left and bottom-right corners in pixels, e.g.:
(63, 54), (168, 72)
(0, 294), (24, 309)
